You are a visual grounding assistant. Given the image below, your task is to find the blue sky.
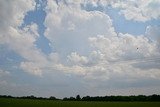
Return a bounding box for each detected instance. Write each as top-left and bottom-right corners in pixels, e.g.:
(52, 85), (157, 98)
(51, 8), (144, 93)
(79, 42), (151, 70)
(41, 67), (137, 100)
(0, 0), (160, 98)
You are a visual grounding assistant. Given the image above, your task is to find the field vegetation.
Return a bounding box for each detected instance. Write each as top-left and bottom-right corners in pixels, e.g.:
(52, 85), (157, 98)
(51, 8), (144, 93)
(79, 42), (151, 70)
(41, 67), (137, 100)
(1, 98), (160, 107)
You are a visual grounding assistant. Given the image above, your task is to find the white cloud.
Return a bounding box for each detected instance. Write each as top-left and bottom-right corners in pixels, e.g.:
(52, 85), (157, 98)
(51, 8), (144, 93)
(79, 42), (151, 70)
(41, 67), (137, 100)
(60, 29), (160, 81)
(0, 0), (47, 76)
(44, 0), (116, 57)
(42, 0), (160, 82)
(0, 0), (160, 97)
(0, 0), (36, 35)
(1, 0), (159, 81)
(86, 31), (160, 79)
(67, 52), (89, 65)
(5, 24), (48, 76)
(145, 25), (160, 43)
(45, 30), (160, 82)
(80, 0), (160, 22)
(0, 69), (10, 77)
(52, 63), (86, 76)
(110, 0), (160, 22)
(0, 69), (10, 87)
(48, 52), (60, 63)
(20, 62), (43, 76)
(89, 34), (158, 61)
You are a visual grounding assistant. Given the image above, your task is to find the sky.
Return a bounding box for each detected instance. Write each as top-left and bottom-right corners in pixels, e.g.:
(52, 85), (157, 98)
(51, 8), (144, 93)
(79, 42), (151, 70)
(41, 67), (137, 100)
(0, 0), (160, 98)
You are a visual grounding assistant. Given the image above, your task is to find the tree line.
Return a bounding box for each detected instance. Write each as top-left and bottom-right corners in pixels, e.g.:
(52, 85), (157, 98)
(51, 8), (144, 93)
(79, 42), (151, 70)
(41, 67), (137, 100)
(0, 94), (160, 101)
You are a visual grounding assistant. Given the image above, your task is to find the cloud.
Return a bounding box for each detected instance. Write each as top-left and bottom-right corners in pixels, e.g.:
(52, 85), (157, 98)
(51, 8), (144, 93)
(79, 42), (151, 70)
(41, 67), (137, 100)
(0, 0), (47, 76)
(89, 33), (159, 61)
(145, 25), (160, 43)
(85, 32), (160, 81)
(5, 23), (48, 76)
(67, 52), (89, 65)
(0, 0), (159, 80)
(44, 0), (116, 57)
(42, 0), (160, 82)
(0, 0), (160, 97)
(0, 69), (10, 77)
(0, 69), (11, 88)
(20, 62), (43, 76)
(80, 0), (160, 22)
(0, 0), (35, 35)
(110, 0), (160, 22)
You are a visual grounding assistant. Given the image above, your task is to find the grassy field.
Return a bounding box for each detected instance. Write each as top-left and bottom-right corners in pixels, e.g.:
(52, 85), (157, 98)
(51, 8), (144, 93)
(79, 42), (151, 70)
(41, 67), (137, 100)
(0, 98), (160, 107)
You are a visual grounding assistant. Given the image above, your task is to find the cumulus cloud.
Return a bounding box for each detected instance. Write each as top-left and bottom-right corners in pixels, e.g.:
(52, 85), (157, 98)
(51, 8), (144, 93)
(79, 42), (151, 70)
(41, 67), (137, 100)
(112, 0), (160, 22)
(145, 25), (160, 43)
(0, 69), (11, 88)
(0, 0), (36, 34)
(42, 0), (160, 83)
(0, 0), (47, 76)
(0, 69), (10, 77)
(1, 0), (159, 80)
(67, 52), (89, 65)
(84, 32), (160, 80)
(20, 62), (43, 76)
(0, 0), (160, 97)
(44, 0), (116, 57)
(89, 34), (159, 61)
(111, 0), (160, 22)
(80, 0), (160, 22)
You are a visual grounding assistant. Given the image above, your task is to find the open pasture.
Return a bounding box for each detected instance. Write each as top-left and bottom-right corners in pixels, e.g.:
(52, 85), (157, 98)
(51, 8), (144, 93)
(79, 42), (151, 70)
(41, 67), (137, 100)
(0, 98), (160, 107)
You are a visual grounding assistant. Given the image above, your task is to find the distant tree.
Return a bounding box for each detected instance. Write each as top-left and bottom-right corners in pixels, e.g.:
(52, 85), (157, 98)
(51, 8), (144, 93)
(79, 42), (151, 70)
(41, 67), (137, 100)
(1, 94), (160, 101)
(69, 97), (76, 101)
(49, 96), (56, 100)
(63, 97), (68, 101)
(82, 96), (90, 101)
(76, 95), (81, 101)
(28, 95), (36, 99)
(150, 94), (160, 101)
(63, 97), (76, 101)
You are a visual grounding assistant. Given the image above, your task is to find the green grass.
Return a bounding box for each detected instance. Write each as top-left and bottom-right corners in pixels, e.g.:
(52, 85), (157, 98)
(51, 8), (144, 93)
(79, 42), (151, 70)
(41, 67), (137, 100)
(0, 98), (160, 107)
